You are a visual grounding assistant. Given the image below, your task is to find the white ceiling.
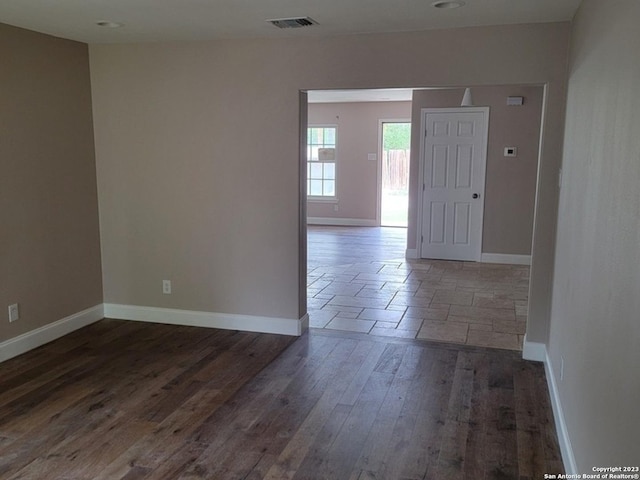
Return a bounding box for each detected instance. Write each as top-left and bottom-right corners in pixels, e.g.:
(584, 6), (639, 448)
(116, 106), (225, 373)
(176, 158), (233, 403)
(308, 88), (418, 104)
(0, 0), (581, 44)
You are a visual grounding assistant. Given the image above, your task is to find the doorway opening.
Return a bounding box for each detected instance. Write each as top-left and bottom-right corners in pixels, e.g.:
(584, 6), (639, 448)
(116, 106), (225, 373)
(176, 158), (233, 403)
(302, 86), (546, 352)
(380, 121), (411, 227)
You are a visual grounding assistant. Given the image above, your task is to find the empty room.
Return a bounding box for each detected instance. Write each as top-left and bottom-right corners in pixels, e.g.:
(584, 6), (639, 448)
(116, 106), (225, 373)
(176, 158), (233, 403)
(306, 85), (544, 350)
(1, 0), (638, 478)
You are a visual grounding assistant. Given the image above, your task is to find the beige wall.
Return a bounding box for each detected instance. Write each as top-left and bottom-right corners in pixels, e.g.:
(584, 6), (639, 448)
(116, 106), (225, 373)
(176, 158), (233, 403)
(90, 22), (570, 334)
(307, 101), (411, 222)
(0, 24), (102, 343)
(409, 86), (544, 256)
(549, 0), (640, 469)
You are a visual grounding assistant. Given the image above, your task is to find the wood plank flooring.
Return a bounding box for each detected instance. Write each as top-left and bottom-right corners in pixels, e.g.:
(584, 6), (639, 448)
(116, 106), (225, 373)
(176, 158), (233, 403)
(0, 320), (563, 479)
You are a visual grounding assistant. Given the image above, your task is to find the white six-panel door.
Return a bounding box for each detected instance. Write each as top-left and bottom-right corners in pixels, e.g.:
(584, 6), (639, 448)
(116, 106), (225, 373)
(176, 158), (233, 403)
(419, 108), (488, 261)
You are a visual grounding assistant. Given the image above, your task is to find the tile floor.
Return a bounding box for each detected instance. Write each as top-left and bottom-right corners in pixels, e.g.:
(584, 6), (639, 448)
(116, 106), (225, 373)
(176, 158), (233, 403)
(307, 226), (529, 350)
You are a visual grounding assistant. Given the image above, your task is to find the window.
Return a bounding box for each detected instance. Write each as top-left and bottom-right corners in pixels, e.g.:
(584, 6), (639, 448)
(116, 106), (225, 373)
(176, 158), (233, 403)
(307, 126), (336, 198)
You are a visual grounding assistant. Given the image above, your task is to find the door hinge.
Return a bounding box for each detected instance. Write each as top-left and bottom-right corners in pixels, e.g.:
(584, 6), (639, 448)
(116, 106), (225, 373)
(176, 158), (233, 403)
(421, 235), (424, 243)
(422, 183), (425, 191)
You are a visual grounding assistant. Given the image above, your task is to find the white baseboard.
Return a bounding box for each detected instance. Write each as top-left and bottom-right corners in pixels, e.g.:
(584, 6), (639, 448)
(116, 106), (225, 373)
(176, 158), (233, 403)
(543, 350), (578, 475)
(307, 217), (377, 227)
(521, 335), (577, 475)
(103, 304), (308, 336)
(481, 253), (531, 265)
(0, 303), (307, 364)
(405, 249), (418, 259)
(299, 313), (310, 331)
(522, 335), (546, 362)
(0, 304), (104, 363)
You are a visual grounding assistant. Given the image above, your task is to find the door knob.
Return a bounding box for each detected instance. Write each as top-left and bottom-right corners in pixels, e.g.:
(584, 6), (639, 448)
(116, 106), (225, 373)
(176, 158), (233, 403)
(472, 193), (479, 199)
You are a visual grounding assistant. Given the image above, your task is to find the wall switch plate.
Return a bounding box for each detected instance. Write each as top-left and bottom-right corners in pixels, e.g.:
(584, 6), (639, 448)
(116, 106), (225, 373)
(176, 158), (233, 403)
(507, 96), (524, 106)
(163, 280), (172, 294)
(8, 304), (19, 322)
(367, 153), (377, 161)
(504, 147), (517, 157)
(558, 168), (563, 189)
(333, 204), (339, 212)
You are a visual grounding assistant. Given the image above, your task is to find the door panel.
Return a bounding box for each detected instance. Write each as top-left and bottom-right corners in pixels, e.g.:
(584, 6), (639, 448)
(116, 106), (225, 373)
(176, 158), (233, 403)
(453, 202), (471, 245)
(420, 109), (488, 261)
(431, 145), (448, 188)
(430, 202), (446, 244)
(455, 146), (473, 188)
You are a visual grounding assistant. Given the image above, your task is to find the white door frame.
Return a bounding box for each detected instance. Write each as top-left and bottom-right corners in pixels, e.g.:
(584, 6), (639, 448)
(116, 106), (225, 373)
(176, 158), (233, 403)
(377, 118), (411, 227)
(415, 107), (490, 260)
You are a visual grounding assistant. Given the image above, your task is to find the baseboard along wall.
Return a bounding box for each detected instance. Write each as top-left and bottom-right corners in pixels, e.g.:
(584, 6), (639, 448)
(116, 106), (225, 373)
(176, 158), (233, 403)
(409, 251), (531, 265)
(522, 335), (578, 476)
(0, 303), (307, 364)
(103, 304), (308, 337)
(405, 249), (419, 259)
(480, 253), (532, 265)
(0, 304), (104, 363)
(307, 217), (378, 227)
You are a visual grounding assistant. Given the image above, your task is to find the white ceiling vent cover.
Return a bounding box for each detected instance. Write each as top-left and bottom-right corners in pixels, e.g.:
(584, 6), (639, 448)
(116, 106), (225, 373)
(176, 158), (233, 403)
(267, 17), (319, 29)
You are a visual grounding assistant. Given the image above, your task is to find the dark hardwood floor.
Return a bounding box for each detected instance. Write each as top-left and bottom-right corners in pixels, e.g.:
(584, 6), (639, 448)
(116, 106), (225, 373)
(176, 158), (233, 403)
(0, 320), (563, 479)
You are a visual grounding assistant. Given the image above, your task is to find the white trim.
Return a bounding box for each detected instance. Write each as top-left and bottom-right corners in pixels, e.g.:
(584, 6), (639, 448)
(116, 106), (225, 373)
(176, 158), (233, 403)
(299, 312), (310, 331)
(307, 197), (339, 204)
(0, 304), (104, 363)
(543, 349), (578, 475)
(522, 334), (546, 362)
(104, 304), (307, 336)
(481, 253), (532, 265)
(307, 217), (377, 227)
(521, 335), (577, 476)
(405, 248), (418, 259)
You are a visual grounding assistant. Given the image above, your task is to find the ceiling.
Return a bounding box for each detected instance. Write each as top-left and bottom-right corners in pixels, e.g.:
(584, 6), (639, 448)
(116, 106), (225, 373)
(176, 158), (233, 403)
(0, 0), (581, 44)
(308, 89), (418, 104)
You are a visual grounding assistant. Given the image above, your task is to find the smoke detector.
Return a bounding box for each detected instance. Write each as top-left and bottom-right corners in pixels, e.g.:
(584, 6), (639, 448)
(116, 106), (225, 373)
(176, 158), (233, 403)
(267, 17), (319, 29)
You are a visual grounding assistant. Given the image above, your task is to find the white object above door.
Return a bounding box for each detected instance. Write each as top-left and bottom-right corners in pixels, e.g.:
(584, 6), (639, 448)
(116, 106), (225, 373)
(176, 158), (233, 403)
(417, 108), (489, 261)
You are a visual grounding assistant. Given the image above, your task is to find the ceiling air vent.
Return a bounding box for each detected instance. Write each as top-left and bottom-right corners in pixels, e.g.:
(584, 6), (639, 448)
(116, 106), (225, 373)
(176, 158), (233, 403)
(267, 17), (319, 29)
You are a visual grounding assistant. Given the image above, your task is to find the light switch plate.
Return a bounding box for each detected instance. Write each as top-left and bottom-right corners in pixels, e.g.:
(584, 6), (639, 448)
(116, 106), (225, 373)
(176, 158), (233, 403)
(8, 304), (19, 322)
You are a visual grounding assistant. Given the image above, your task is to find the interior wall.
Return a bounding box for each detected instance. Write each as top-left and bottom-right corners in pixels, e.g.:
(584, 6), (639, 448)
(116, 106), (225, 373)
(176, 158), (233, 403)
(89, 22), (570, 333)
(307, 101), (411, 223)
(548, 0), (640, 469)
(0, 23), (102, 344)
(409, 85), (544, 256)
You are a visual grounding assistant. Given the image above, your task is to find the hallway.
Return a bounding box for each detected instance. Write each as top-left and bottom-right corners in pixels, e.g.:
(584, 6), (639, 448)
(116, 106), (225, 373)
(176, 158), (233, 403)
(307, 226), (529, 351)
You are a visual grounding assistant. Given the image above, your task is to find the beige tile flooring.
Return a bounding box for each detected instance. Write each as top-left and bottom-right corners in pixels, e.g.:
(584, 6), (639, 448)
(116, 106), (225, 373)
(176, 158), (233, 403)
(307, 226), (529, 351)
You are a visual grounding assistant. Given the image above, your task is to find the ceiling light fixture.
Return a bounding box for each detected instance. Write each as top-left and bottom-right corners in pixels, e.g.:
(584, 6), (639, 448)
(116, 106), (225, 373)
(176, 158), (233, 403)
(461, 87), (473, 106)
(432, 1), (465, 9)
(96, 21), (123, 28)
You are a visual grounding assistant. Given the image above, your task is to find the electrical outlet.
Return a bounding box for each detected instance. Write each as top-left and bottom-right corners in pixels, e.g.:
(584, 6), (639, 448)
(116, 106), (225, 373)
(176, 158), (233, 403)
(163, 280), (172, 294)
(333, 204), (339, 212)
(8, 304), (19, 322)
(504, 146), (518, 157)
